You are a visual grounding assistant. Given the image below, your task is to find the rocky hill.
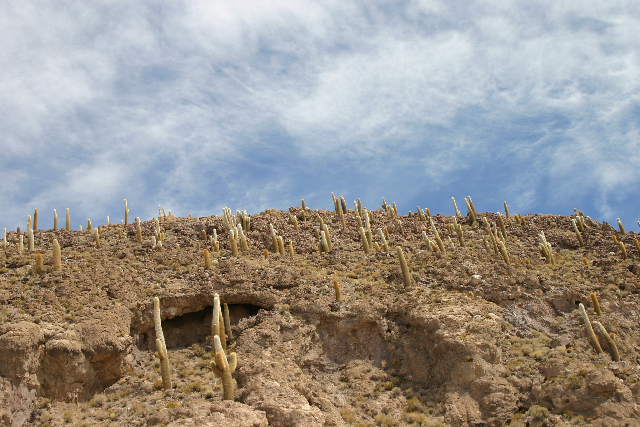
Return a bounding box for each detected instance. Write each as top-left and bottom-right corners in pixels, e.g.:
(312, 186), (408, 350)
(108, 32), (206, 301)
(1, 200), (639, 426)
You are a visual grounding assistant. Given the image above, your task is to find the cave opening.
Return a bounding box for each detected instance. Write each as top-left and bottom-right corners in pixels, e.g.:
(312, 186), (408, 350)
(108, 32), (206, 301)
(137, 303), (262, 350)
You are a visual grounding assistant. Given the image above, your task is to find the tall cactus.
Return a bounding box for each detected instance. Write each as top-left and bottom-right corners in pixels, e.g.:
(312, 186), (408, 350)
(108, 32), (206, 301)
(153, 297), (172, 390)
(578, 303), (602, 354)
(397, 246), (412, 288)
(212, 294), (226, 350)
(211, 335), (237, 401)
(211, 295), (236, 400)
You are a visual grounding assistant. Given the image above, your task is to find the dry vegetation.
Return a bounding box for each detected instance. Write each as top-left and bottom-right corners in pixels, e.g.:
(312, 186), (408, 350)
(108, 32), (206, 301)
(1, 200), (640, 426)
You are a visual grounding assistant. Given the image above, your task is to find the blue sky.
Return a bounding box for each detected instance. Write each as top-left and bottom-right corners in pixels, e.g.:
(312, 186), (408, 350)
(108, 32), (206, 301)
(1, 1), (639, 231)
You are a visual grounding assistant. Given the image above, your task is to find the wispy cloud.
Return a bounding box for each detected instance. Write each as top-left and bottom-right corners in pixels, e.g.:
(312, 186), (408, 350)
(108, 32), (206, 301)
(1, 1), (639, 230)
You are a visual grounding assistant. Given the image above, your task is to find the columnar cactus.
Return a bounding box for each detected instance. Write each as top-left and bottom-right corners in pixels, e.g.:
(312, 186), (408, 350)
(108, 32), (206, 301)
(379, 228), (389, 252)
(230, 233), (238, 257)
(464, 197), (477, 226)
(124, 199), (129, 225)
(498, 241), (510, 265)
(277, 236), (285, 256)
(452, 197), (461, 217)
(66, 208), (70, 231)
(360, 227), (370, 254)
(211, 335), (237, 401)
(333, 279), (342, 302)
(212, 294), (226, 350)
(430, 218), (445, 254)
(53, 209), (58, 230)
(204, 249), (211, 269)
(289, 214), (299, 232)
(270, 224), (279, 253)
(223, 303), (233, 340)
(153, 297), (171, 390)
(320, 231), (329, 253)
(619, 242), (628, 260)
(323, 224), (333, 252)
(572, 219), (584, 248)
(396, 246), (412, 288)
(538, 231), (554, 264)
(497, 214), (507, 240)
(452, 218), (465, 248)
(28, 229), (34, 252)
(578, 303), (602, 354)
(35, 253), (43, 274)
(590, 292), (602, 316)
(237, 224), (248, 251)
(593, 321), (620, 362)
(134, 217), (141, 242)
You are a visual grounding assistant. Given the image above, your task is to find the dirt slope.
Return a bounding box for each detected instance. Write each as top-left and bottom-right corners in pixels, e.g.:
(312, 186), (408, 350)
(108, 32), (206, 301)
(1, 204), (640, 426)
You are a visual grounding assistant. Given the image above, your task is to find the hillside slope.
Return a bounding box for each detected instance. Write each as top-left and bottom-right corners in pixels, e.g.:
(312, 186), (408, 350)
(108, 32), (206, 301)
(1, 202), (639, 426)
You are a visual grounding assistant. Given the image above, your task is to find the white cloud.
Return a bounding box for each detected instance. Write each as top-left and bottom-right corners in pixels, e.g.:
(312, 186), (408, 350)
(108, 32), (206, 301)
(0, 1), (639, 229)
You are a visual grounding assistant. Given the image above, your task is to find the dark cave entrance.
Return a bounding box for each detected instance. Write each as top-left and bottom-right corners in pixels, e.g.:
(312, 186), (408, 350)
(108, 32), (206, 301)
(137, 303), (262, 350)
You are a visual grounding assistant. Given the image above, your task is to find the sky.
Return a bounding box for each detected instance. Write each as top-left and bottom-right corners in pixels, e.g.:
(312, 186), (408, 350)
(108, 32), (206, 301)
(1, 1), (639, 232)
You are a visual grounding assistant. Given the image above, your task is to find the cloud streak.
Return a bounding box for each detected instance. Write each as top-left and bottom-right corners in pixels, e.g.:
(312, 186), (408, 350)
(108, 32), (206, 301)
(1, 1), (639, 230)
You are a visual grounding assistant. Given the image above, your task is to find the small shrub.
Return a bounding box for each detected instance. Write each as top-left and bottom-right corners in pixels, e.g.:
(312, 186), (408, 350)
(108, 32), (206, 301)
(339, 409), (356, 423)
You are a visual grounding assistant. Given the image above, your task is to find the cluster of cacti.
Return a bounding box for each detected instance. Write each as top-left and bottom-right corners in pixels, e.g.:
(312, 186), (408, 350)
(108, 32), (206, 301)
(222, 207), (236, 232)
(211, 294), (237, 401)
(464, 196), (477, 225)
(210, 229), (220, 252)
(270, 224), (285, 256)
(578, 296), (621, 362)
(537, 231), (554, 264)
(319, 225), (332, 253)
(593, 321), (620, 362)
(452, 217), (465, 248)
(430, 218), (446, 253)
(237, 210), (251, 232)
(332, 195), (346, 228)
(288, 213), (299, 231)
(152, 218), (164, 250)
(579, 303), (602, 354)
